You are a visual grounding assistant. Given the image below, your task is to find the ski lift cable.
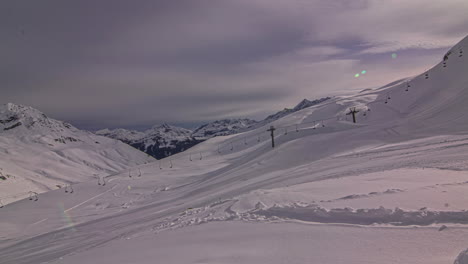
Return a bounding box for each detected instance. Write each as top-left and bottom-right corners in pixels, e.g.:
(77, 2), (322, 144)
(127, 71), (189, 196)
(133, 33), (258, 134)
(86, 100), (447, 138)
(211, 68), (440, 154)
(218, 114), (339, 151)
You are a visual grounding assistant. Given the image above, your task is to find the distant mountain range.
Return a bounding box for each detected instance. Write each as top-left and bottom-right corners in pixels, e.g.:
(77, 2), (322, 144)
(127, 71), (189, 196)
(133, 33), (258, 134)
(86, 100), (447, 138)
(97, 97), (330, 159)
(0, 97), (329, 203)
(96, 124), (202, 160)
(191, 118), (258, 138)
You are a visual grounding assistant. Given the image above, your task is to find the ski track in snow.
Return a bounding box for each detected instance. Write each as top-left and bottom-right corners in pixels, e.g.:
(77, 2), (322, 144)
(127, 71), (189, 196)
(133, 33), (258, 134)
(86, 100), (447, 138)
(64, 184), (119, 213)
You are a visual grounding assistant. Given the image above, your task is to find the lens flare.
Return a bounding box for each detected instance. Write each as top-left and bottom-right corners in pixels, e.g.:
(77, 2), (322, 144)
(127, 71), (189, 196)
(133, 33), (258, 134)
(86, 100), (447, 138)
(354, 73), (360, 78)
(361, 70), (367, 74)
(58, 203), (76, 231)
(392, 53), (397, 59)
(128, 185), (132, 190)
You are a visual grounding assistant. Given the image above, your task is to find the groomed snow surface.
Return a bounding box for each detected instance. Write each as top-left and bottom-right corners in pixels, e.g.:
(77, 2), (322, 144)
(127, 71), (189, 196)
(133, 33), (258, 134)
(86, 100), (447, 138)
(1, 36), (468, 263)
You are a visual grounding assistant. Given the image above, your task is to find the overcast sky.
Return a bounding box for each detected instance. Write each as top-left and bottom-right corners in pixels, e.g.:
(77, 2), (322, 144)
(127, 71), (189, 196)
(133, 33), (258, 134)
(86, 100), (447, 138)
(1, 0), (467, 130)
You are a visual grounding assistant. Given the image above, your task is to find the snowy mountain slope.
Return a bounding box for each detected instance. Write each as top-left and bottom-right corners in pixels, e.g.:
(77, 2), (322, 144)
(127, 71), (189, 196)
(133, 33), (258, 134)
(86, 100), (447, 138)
(97, 98), (330, 158)
(1, 36), (468, 264)
(248, 97), (331, 130)
(95, 128), (145, 143)
(189, 98), (331, 139)
(97, 124), (202, 160)
(0, 103), (154, 205)
(191, 118), (258, 138)
(292, 97), (331, 111)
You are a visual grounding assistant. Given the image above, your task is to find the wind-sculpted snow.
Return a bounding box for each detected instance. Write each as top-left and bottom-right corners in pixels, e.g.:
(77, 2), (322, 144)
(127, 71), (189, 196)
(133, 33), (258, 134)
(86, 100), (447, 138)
(156, 202), (468, 230)
(253, 205), (468, 226)
(327, 189), (405, 202)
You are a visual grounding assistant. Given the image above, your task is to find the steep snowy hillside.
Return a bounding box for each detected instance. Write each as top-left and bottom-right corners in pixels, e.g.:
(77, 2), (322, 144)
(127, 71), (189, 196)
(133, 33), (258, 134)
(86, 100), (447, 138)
(1, 36), (468, 264)
(97, 98), (330, 159)
(94, 128), (145, 143)
(97, 124), (202, 160)
(192, 118), (258, 138)
(190, 98), (331, 139)
(0, 103), (154, 205)
(292, 98), (331, 111)
(251, 97), (331, 129)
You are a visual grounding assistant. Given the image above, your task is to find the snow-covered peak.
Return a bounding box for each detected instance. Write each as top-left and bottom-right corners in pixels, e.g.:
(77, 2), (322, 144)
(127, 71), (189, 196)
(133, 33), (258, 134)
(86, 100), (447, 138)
(150, 123), (172, 130)
(96, 124), (200, 159)
(248, 97), (331, 130)
(0, 102), (76, 135)
(192, 118), (258, 138)
(292, 97), (331, 112)
(191, 98), (331, 139)
(1, 103), (46, 120)
(0, 103), (154, 205)
(97, 124), (193, 144)
(146, 123), (192, 138)
(1, 103), (42, 120)
(292, 99), (312, 111)
(95, 128), (145, 143)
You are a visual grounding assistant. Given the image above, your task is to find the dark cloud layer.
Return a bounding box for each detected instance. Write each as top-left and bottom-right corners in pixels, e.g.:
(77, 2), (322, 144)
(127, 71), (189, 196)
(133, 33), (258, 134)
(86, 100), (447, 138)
(1, 0), (467, 130)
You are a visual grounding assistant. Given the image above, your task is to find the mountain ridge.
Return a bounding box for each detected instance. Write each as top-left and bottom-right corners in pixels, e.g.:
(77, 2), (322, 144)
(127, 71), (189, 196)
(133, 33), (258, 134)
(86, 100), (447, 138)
(96, 97), (331, 158)
(0, 103), (154, 204)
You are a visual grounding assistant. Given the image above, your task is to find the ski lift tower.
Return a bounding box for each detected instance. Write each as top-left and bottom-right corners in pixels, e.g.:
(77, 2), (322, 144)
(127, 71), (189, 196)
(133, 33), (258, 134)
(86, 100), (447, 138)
(267, 125), (276, 148)
(346, 107), (360, 123)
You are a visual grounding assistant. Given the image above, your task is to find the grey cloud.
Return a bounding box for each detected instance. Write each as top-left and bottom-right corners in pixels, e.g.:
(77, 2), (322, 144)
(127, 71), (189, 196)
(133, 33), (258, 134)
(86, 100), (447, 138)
(1, 0), (467, 130)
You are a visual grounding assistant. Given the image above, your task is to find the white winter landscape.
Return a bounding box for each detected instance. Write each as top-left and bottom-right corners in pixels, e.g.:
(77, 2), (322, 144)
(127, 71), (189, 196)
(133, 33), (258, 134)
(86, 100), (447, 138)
(2, 2), (468, 264)
(0, 35), (467, 263)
